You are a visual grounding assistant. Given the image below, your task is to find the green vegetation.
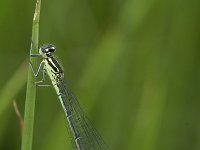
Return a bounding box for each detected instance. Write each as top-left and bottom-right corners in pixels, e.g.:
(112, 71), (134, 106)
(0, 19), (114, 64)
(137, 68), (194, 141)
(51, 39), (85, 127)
(0, 0), (199, 150)
(21, 0), (41, 150)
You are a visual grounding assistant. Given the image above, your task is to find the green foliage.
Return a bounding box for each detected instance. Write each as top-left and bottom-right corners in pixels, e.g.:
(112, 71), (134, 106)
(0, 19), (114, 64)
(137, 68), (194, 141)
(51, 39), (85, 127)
(0, 0), (200, 150)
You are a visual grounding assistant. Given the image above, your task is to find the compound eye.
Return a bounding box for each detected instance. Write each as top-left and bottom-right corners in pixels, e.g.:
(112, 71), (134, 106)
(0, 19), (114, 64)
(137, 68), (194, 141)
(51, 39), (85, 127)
(40, 44), (56, 53)
(48, 47), (56, 52)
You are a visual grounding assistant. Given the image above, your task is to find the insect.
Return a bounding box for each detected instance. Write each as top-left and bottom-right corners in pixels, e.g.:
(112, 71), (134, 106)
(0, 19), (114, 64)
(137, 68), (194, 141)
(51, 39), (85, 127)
(29, 44), (108, 150)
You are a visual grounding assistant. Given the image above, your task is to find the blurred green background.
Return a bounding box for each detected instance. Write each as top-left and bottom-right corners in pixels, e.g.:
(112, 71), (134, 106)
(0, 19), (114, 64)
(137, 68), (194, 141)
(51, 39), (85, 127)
(0, 0), (200, 150)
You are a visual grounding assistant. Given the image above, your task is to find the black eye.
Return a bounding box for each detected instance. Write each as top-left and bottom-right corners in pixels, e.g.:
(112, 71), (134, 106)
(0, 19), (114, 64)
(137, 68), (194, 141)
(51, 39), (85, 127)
(40, 44), (56, 53)
(49, 48), (55, 52)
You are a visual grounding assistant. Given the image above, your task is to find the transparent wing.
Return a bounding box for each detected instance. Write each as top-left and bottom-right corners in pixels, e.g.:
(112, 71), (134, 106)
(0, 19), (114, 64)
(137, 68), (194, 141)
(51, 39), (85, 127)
(57, 79), (109, 150)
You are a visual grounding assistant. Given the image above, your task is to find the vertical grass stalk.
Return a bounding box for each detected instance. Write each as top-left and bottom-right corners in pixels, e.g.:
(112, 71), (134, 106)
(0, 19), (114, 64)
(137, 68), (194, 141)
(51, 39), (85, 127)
(21, 0), (41, 150)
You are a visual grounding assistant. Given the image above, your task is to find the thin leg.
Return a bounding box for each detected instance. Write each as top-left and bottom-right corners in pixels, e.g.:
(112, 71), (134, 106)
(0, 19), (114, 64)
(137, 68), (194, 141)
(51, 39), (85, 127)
(29, 41), (50, 87)
(30, 54), (41, 57)
(37, 84), (51, 87)
(29, 63), (51, 87)
(35, 69), (46, 83)
(29, 61), (45, 77)
(35, 70), (51, 87)
(29, 40), (43, 76)
(29, 39), (41, 57)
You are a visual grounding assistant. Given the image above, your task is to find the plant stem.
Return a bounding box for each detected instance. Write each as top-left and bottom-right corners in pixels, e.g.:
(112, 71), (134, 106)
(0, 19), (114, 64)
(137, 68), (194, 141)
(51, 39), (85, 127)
(21, 0), (41, 150)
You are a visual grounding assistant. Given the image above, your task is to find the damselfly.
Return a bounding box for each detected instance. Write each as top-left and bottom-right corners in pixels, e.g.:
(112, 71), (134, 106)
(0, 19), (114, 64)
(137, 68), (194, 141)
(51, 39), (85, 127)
(30, 44), (108, 150)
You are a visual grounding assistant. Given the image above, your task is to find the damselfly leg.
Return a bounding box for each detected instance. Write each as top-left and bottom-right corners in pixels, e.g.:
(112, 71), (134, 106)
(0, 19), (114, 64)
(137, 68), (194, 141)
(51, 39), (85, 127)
(29, 44), (51, 87)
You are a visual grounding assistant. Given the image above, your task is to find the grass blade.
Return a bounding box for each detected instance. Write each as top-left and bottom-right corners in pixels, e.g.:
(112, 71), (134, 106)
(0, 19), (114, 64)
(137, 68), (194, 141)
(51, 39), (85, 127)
(21, 0), (41, 150)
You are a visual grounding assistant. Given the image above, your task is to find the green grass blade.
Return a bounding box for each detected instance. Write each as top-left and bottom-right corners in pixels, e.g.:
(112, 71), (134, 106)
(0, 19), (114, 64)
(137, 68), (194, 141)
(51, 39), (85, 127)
(21, 0), (41, 150)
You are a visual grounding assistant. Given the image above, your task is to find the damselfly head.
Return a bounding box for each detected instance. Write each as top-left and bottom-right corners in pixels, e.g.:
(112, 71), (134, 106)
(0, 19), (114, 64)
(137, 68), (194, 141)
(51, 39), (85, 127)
(39, 44), (56, 58)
